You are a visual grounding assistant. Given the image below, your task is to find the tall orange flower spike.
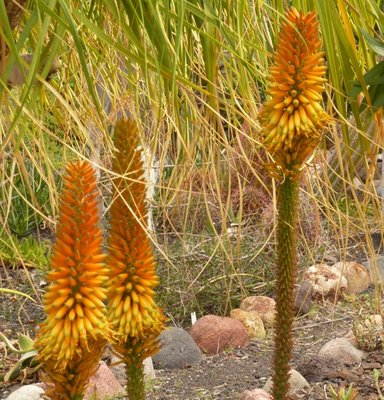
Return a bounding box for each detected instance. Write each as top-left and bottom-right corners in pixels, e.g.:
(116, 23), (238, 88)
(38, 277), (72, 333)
(107, 119), (165, 399)
(107, 119), (164, 344)
(35, 161), (108, 378)
(259, 8), (329, 177)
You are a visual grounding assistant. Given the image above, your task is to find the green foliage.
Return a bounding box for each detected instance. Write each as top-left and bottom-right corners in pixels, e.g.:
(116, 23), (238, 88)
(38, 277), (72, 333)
(0, 231), (50, 269)
(328, 383), (358, 400)
(350, 30), (384, 111)
(0, 333), (39, 383)
(0, 155), (57, 237)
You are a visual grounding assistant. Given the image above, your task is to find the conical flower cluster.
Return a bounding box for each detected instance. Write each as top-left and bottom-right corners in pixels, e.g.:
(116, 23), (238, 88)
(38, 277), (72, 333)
(35, 161), (108, 373)
(259, 8), (329, 177)
(107, 119), (164, 346)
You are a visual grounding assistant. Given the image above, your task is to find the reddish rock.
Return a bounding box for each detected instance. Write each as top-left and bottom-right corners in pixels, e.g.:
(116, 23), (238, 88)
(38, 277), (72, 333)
(84, 361), (123, 400)
(332, 261), (371, 294)
(240, 296), (276, 325)
(189, 315), (249, 355)
(303, 264), (347, 301)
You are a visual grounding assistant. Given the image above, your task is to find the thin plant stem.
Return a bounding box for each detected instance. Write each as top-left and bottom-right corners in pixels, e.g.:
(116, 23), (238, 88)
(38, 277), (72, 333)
(272, 175), (300, 400)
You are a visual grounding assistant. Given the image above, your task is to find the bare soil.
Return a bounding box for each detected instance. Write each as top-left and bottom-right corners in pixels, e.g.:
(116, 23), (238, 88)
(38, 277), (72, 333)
(147, 304), (384, 400)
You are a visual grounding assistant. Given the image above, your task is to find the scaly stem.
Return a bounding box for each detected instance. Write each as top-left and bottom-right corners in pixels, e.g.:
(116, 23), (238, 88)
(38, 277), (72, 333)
(125, 354), (145, 400)
(272, 175), (300, 400)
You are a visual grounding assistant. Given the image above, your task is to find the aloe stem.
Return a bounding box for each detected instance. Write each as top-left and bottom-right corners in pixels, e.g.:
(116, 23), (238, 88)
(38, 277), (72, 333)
(125, 355), (145, 400)
(272, 175), (300, 400)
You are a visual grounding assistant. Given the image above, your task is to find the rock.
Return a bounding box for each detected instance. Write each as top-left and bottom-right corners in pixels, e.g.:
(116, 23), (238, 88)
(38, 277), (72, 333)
(5, 385), (44, 400)
(143, 357), (156, 380)
(84, 361), (123, 400)
(303, 264), (347, 301)
(318, 337), (364, 365)
(294, 281), (313, 315)
(240, 296), (276, 325)
(363, 255), (384, 283)
(230, 309), (266, 339)
(240, 388), (273, 399)
(332, 261), (370, 294)
(323, 253), (338, 265)
(355, 179), (383, 199)
(263, 369), (310, 396)
(152, 327), (203, 369)
(189, 315), (249, 355)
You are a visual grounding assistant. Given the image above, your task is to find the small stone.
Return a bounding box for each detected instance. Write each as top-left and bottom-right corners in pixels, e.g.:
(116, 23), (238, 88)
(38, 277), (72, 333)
(240, 388), (273, 399)
(84, 361), (123, 400)
(240, 296), (276, 326)
(361, 361), (381, 369)
(143, 357), (156, 380)
(189, 315), (249, 355)
(318, 337), (364, 365)
(5, 385), (44, 400)
(263, 369), (310, 395)
(294, 281), (313, 315)
(332, 261), (370, 294)
(303, 264), (347, 301)
(323, 254), (338, 264)
(230, 309), (266, 339)
(152, 327), (203, 369)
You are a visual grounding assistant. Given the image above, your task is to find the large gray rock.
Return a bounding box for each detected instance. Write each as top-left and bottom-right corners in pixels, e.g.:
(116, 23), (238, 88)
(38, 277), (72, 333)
(318, 337), (364, 365)
(5, 385), (44, 400)
(152, 327), (203, 369)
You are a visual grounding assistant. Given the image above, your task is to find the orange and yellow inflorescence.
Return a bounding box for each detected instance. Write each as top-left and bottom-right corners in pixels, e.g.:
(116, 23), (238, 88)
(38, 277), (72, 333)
(107, 119), (164, 354)
(35, 161), (108, 373)
(259, 8), (329, 176)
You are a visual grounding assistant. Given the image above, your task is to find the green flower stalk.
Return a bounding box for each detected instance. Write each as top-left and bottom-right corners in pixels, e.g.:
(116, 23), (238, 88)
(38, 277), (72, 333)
(258, 8), (330, 400)
(35, 161), (109, 400)
(107, 119), (165, 400)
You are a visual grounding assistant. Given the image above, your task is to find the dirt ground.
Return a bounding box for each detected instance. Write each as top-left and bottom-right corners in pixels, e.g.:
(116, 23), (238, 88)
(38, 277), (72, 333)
(146, 305), (384, 400)
(1, 266), (384, 399)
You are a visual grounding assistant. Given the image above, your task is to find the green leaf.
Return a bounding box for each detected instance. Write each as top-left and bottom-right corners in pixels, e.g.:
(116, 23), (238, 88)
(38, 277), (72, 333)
(360, 28), (384, 56)
(3, 350), (38, 382)
(364, 61), (384, 85)
(18, 334), (35, 352)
